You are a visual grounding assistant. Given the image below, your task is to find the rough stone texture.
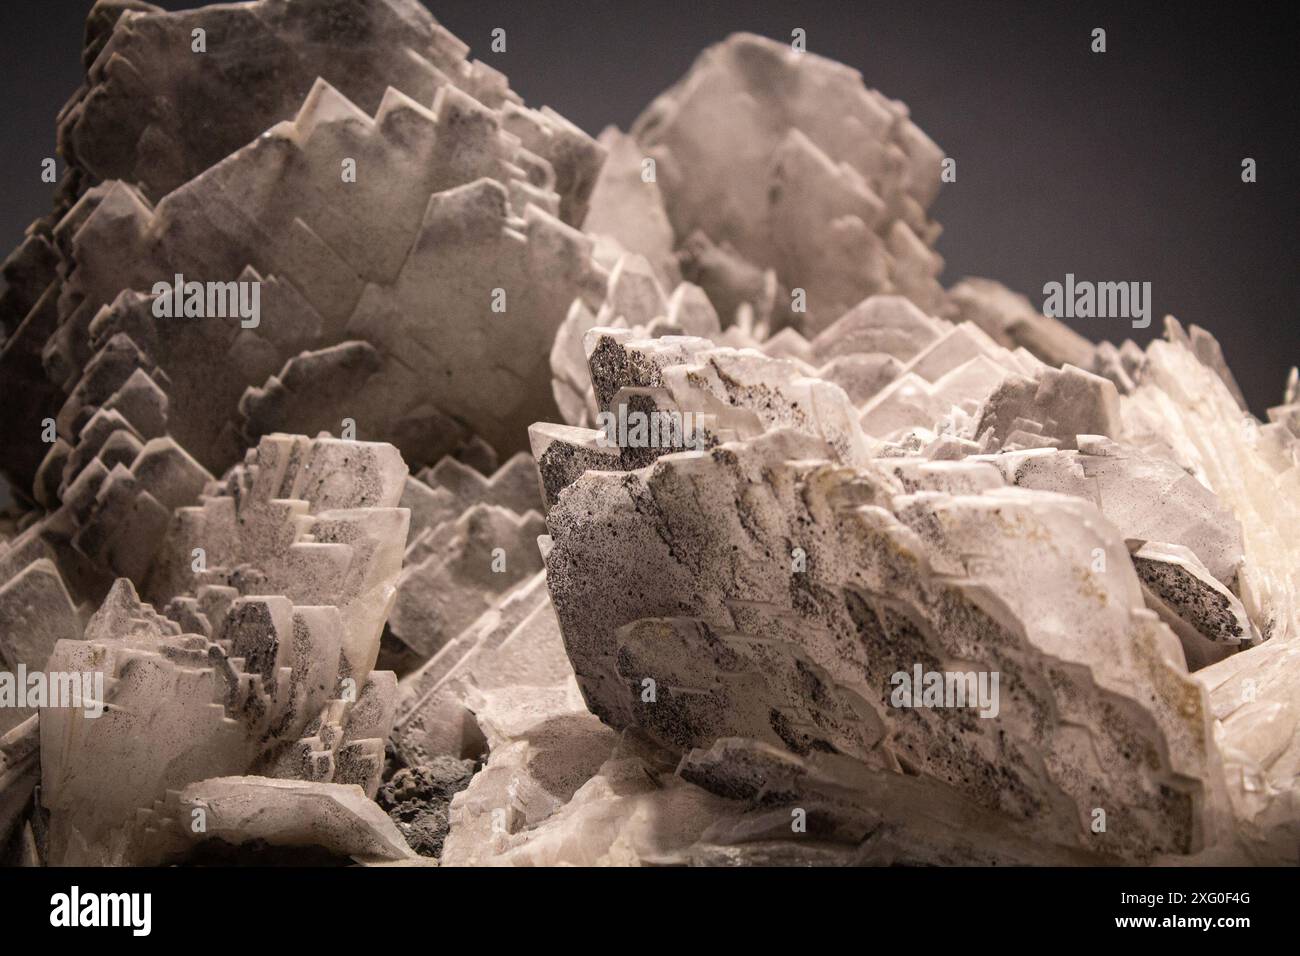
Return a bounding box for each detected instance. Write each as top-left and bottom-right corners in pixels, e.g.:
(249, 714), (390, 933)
(49, 82), (603, 474)
(975, 364), (1123, 452)
(40, 574), (400, 864)
(383, 453), (546, 669)
(0, 3), (1296, 869)
(387, 504), (545, 661)
(377, 757), (477, 858)
(392, 571), (574, 766)
(144, 434), (409, 678)
(524, 310), (1296, 865)
(1133, 541), (1257, 670)
(132, 776), (418, 865)
(0, 718), (40, 853)
(61, 0), (599, 225)
(35, 432), (410, 865)
(1196, 640), (1300, 863)
(986, 436), (1245, 587)
(1123, 321), (1300, 647)
(539, 427), (1223, 863)
(1, 0), (606, 499)
(624, 33), (945, 332)
(0, 560), (82, 734)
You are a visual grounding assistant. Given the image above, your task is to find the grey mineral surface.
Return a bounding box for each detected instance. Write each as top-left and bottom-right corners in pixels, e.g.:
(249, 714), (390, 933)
(0, 1), (1295, 868)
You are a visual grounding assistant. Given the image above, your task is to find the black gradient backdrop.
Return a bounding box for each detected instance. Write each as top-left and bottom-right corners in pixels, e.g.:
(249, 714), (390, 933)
(1, 0), (1296, 423)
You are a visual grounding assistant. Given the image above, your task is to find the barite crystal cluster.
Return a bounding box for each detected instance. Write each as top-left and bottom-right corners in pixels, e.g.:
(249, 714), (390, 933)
(0, 1), (1296, 867)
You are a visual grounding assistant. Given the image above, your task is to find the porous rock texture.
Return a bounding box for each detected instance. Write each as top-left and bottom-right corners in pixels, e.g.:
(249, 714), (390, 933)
(0, 2), (1296, 867)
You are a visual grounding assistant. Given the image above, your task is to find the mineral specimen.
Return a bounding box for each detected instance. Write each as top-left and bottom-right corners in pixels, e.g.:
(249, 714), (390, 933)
(0, 1), (1295, 869)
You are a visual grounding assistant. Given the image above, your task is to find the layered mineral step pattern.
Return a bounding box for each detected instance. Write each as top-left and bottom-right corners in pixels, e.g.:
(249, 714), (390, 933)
(0, 0), (1296, 866)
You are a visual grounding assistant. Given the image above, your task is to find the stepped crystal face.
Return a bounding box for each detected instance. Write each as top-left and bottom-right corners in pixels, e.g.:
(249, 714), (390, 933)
(0, 1), (1295, 867)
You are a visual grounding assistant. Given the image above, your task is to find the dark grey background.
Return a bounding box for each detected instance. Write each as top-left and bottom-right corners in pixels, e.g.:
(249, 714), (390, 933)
(1, 0), (1296, 425)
